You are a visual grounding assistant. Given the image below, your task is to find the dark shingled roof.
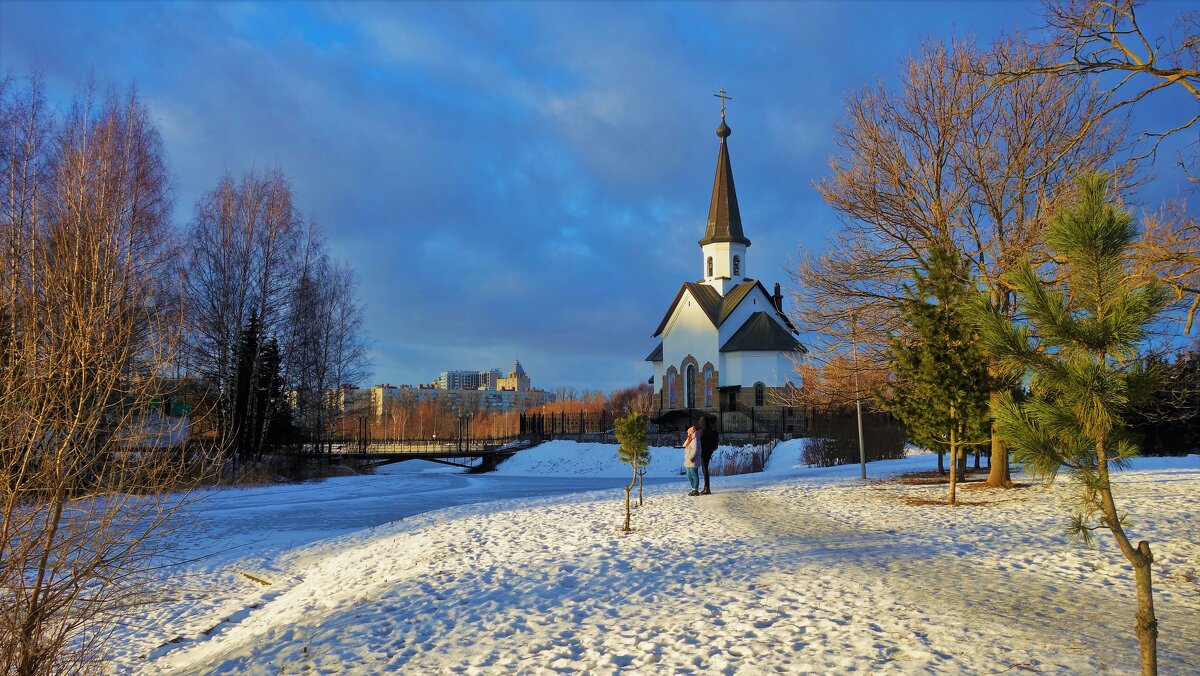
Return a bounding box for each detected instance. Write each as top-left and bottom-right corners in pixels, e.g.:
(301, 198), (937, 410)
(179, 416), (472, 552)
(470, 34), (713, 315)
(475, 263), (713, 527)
(652, 279), (797, 337)
(699, 123), (750, 247)
(645, 343), (663, 362)
(720, 312), (807, 353)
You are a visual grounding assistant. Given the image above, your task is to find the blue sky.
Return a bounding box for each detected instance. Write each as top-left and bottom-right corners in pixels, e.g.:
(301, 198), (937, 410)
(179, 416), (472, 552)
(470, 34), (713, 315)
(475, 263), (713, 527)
(2, 1), (1193, 391)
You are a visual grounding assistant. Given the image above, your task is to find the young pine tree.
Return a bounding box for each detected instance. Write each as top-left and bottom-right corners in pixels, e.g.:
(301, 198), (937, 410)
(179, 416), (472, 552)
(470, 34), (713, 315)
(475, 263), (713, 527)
(885, 243), (991, 504)
(614, 412), (649, 533)
(973, 173), (1168, 675)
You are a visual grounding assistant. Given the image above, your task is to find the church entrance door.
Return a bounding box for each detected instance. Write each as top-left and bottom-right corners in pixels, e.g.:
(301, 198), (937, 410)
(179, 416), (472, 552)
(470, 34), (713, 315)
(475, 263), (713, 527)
(720, 386), (740, 412)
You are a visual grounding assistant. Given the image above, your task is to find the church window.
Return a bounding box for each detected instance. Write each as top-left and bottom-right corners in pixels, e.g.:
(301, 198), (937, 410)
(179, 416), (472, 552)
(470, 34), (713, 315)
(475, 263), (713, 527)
(703, 365), (714, 407)
(754, 382), (765, 407)
(707, 257), (713, 277)
(685, 364), (696, 409)
(733, 256), (741, 276)
(666, 369), (677, 408)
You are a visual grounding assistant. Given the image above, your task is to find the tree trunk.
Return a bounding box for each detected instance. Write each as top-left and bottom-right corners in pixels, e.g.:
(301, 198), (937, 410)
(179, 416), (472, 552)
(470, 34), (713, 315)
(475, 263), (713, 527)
(985, 394), (1012, 487)
(623, 466), (635, 533)
(1097, 443), (1158, 676)
(937, 450), (945, 475)
(1133, 541), (1158, 676)
(947, 423), (958, 505)
(637, 469), (644, 507)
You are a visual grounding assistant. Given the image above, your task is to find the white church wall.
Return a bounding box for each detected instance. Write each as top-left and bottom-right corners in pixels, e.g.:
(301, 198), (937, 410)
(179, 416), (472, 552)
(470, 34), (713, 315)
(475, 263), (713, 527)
(720, 351), (800, 388)
(719, 352), (744, 387)
(661, 290), (719, 374)
(701, 242), (747, 294)
(716, 285), (785, 347)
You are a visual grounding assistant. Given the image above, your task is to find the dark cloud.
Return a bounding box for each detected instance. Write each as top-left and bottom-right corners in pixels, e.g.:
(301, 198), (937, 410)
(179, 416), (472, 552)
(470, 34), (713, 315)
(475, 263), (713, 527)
(2, 0), (1189, 391)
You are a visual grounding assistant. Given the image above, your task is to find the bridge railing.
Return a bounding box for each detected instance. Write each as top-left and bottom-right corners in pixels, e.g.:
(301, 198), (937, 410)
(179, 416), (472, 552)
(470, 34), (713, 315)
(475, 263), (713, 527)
(298, 434), (526, 455)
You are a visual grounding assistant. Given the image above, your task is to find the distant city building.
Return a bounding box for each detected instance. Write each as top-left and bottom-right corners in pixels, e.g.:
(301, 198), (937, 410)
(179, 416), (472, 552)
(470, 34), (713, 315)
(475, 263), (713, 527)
(435, 369), (503, 391)
(334, 360), (555, 423)
(494, 360), (530, 393)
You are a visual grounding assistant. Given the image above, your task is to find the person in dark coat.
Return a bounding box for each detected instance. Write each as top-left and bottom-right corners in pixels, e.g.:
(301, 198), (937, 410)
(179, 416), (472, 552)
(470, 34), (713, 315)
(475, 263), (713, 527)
(694, 413), (719, 494)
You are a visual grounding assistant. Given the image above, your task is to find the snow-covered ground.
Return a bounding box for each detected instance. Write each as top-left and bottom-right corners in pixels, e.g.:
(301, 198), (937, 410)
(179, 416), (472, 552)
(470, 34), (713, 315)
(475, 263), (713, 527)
(110, 442), (1200, 674)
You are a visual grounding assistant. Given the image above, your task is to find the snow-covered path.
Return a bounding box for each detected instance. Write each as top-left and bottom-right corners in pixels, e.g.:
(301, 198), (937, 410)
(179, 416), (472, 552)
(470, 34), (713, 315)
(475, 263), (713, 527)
(122, 452), (1200, 675)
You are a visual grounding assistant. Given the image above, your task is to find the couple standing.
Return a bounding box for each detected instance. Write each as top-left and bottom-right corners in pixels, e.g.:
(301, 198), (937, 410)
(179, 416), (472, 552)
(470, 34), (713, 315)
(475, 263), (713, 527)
(682, 414), (718, 496)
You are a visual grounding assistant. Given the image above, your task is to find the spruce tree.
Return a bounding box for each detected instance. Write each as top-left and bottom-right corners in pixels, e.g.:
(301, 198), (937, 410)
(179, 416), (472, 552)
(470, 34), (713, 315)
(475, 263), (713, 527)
(885, 243), (991, 504)
(973, 173), (1167, 675)
(614, 412), (649, 533)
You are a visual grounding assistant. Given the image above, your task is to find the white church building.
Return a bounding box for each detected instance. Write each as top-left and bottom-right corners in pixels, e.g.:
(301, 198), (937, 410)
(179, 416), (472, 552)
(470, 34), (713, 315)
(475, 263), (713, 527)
(646, 111), (805, 420)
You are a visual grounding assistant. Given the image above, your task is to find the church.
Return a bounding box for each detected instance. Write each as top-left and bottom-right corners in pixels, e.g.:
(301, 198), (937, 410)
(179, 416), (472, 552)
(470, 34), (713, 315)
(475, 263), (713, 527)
(646, 105), (805, 425)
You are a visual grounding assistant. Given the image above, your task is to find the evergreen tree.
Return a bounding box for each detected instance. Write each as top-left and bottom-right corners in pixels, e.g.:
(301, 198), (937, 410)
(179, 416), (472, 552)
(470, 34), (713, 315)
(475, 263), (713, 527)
(1128, 349), (1200, 455)
(231, 314), (261, 463)
(884, 243), (991, 504)
(973, 173), (1168, 675)
(231, 317), (289, 462)
(614, 412), (649, 533)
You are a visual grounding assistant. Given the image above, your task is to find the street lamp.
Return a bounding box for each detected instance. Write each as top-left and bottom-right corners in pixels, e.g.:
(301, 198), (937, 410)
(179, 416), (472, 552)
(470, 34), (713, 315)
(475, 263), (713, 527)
(851, 311), (866, 480)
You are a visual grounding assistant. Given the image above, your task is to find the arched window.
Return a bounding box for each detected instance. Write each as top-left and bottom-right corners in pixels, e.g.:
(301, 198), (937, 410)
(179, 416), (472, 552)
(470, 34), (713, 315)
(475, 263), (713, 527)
(685, 364), (696, 409)
(733, 256), (741, 276)
(703, 365), (714, 407)
(706, 257), (713, 277)
(666, 369), (677, 408)
(754, 382), (765, 407)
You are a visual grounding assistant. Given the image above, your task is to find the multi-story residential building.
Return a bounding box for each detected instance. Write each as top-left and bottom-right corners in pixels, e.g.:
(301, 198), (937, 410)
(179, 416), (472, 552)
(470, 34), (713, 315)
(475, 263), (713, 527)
(435, 369), (503, 391)
(331, 361), (557, 424)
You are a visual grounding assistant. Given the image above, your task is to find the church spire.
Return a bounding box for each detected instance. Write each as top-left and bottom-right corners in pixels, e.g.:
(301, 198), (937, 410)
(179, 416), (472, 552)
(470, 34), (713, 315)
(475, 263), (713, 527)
(700, 91), (750, 248)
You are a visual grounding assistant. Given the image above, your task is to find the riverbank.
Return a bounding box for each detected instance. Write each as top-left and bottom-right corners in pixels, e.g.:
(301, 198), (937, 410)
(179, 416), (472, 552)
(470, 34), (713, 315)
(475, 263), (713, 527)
(110, 450), (1200, 673)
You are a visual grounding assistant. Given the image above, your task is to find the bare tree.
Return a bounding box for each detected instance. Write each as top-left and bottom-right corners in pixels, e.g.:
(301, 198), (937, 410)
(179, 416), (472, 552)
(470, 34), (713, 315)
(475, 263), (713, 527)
(996, 0), (1198, 167)
(184, 169), (303, 465)
(792, 37), (1123, 486)
(608, 383), (654, 418)
(1, 79), (206, 674)
(282, 220), (369, 448)
(1135, 200), (1200, 332)
(553, 386), (579, 402)
(993, 1), (1200, 332)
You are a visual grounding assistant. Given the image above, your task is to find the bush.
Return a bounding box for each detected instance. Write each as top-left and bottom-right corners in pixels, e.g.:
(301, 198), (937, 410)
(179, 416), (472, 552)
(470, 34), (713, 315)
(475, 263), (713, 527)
(801, 410), (907, 467)
(802, 436), (909, 468)
(711, 442), (775, 476)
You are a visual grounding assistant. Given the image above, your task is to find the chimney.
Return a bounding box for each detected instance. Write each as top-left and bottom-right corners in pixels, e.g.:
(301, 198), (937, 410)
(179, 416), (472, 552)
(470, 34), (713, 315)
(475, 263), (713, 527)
(773, 283), (783, 312)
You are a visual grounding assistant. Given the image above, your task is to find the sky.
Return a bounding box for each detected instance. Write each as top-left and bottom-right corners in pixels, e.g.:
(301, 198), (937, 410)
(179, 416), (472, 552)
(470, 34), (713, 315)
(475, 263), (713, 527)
(1, 1), (1194, 392)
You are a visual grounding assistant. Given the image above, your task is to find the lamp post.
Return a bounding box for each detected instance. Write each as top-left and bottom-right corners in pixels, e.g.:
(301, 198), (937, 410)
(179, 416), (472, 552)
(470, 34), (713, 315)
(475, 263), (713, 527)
(851, 311), (866, 480)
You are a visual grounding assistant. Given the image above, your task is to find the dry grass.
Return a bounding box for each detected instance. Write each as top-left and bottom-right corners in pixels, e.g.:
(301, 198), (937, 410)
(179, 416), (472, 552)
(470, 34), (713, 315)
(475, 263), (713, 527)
(894, 470), (989, 485)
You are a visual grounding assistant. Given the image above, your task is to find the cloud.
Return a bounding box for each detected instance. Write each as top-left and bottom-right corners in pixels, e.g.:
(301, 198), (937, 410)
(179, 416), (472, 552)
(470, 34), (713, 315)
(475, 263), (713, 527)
(2, 0), (1188, 392)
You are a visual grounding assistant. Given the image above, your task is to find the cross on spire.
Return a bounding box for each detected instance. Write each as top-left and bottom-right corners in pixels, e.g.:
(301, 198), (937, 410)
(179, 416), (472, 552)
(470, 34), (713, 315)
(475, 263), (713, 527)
(714, 88), (732, 119)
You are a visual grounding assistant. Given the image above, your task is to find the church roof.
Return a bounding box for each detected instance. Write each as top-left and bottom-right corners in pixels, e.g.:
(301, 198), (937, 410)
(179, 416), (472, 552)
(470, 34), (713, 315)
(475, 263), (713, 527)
(721, 312), (807, 353)
(645, 343), (663, 362)
(652, 279), (797, 337)
(699, 120), (750, 247)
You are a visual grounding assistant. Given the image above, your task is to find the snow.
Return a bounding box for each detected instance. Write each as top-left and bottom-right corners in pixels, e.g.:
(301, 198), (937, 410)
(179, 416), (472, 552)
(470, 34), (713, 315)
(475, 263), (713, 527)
(109, 449), (1200, 674)
(761, 436), (810, 475)
(492, 440), (686, 478)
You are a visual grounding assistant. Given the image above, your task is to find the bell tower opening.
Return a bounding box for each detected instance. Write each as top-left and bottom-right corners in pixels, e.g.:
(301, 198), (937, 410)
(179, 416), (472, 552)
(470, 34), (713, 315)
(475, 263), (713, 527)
(699, 93), (750, 296)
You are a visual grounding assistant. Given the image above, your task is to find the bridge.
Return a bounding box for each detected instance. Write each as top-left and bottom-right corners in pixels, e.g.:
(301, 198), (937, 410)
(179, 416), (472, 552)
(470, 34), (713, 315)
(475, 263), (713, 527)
(296, 436), (534, 472)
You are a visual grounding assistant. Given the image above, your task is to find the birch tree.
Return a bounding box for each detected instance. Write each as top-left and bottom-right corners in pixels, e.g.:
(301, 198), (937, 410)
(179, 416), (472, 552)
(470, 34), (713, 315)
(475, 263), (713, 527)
(184, 170), (303, 463)
(1, 79), (203, 674)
